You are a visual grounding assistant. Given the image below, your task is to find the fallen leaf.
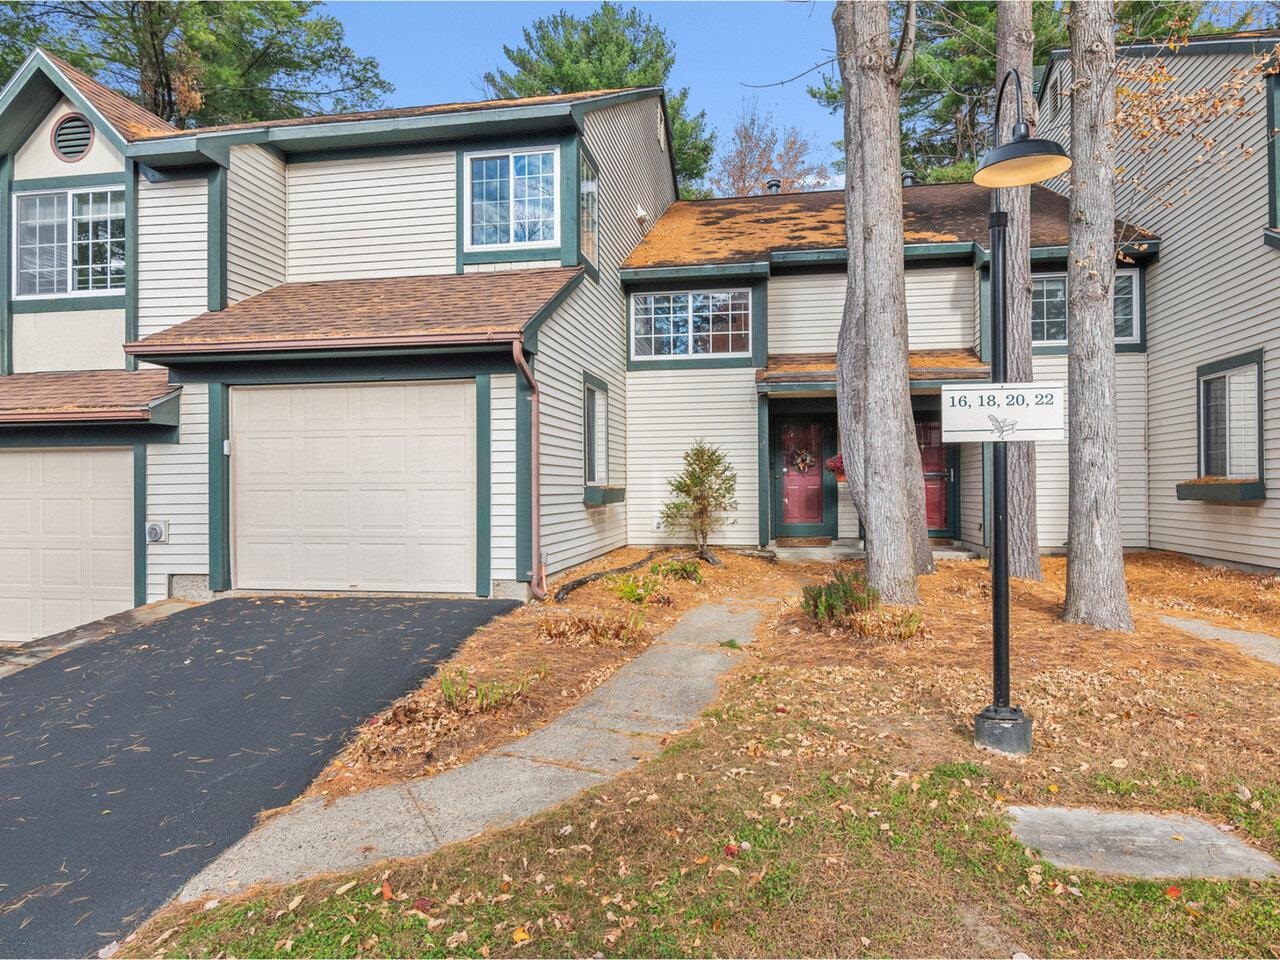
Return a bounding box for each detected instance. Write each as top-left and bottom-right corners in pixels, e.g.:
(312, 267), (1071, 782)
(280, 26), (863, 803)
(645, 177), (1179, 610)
(512, 926), (531, 944)
(286, 895), (303, 912)
(381, 879), (393, 901)
(1166, 885), (1182, 900)
(335, 880), (358, 896)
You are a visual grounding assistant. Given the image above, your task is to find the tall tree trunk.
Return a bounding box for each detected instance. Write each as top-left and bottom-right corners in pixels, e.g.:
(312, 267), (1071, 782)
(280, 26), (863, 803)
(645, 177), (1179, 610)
(1064, 0), (1134, 631)
(996, 0), (1043, 581)
(851, 0), (926, 603)
(833, 2), (868, 523)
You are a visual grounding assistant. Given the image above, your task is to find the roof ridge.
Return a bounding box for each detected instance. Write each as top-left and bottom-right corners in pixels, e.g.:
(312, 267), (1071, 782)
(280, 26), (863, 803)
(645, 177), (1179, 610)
(37, 47), (176, 140)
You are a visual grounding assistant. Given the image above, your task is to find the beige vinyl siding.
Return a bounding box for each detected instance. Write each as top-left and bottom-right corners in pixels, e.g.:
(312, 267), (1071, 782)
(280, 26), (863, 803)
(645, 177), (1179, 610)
(1032, 354), (1149, 550)
(532, 95), (675, 575)
(490, 374), (518, 583)
(767, 267), (976, 354)
(958, 442), (984, 549)
(12, 309), (125, 371)
(145, 383), (209, 602)
(137, 175), (207, 338)
(464, 260), (560, 273)
(285, 152), (454, 281)
(227, 144), (286, 303)
(1123, 52), (1280, 568)
(14, 98), (124, 179)
(626, 367), (759, 546)
(837, 485), (860, 542)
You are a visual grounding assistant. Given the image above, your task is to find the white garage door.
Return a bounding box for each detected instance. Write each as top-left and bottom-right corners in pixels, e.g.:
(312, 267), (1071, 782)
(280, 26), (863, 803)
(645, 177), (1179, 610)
(231, 380), (477, 594)
(0, 448), (134, 644)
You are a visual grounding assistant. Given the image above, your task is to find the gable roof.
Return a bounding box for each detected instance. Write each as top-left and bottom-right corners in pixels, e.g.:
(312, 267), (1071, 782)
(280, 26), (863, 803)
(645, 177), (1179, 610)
(0, 369), (178, 424)
(39, 50), (175, 139)
(125, 268), (584, 358)
(131, 87), (656, 142)
(622, 183), (1157, 270)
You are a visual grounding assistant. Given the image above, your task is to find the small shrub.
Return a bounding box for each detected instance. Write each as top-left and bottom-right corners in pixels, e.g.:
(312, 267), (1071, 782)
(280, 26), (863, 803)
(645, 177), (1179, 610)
(660, 441), (738, 560)
(802, 569), (879, 625)
(439, 667), (471, 709)
(539, 611), (647, 648)
(610, 572), (664, 603)
(650, 558), (703, 583)
(439, 666), (543, 713)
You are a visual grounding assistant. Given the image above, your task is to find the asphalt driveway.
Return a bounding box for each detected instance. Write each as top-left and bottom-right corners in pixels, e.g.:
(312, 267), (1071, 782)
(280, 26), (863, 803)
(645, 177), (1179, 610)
(0, 596), (516, 959)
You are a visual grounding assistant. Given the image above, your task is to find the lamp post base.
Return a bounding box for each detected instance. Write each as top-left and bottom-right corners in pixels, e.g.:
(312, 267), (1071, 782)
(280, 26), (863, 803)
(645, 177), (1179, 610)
(974, 705), (1033, 756)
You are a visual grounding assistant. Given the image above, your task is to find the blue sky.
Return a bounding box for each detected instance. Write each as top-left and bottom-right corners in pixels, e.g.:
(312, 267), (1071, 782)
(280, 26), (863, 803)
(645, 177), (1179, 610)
(328, 1), (845, 173)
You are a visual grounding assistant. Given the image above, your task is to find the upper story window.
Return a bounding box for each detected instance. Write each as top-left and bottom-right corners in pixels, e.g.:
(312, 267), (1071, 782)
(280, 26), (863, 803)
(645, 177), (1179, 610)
(464, 146), (558, 250)
(14, 187), (125, 296)
(1267, 74), (1279, 231)
(631, 290), (751, 359)
(1030, 269), (1139, 346)
(579, 147), (599, 266)
(1199, 356), (1261, 478)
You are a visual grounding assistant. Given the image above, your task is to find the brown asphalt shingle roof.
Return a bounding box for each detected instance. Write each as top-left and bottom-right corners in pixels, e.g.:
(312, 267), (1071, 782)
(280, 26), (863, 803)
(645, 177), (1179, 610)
(131, 87), (650, 141)
(0, 369), (178, 423)
(757, 350), (990, 385)
(126, 268), (583, 356)
(623, 183), (1157, 270)
(41, 50), (176, 140)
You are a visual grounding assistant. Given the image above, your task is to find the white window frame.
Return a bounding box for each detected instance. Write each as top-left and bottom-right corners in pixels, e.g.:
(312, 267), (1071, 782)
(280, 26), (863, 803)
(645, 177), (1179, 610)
(578, 146), (599, 268)
(11, 185), (126, 299)
(461, 145), (560, 253)
(1030, 268), (1141, 347)
(583, 378), (608, 486)
(1199, 361), (1262, 479)
(629, 288), (754, 362)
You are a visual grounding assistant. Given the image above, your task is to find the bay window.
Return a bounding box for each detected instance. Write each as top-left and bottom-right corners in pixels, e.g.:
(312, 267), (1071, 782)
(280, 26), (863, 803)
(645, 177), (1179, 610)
(631, 290), (751, 359)
(1030, 269), (1140, 345)
(465, 147), (558, 249)
(14, 187), (125, 296)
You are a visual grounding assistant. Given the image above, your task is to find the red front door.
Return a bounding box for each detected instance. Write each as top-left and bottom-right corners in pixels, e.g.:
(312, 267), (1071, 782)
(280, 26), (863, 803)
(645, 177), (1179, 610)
(915, 415), (950, 531)
(781, 422), (824, 525)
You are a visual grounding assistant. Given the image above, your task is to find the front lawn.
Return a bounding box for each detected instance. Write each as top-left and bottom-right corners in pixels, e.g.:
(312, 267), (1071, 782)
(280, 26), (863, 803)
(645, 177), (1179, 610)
(124, 552), (1280, 958)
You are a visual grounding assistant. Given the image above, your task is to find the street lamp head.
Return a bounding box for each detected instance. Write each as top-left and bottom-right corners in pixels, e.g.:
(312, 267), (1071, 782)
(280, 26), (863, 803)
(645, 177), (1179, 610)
(973, 127), (1072, 188)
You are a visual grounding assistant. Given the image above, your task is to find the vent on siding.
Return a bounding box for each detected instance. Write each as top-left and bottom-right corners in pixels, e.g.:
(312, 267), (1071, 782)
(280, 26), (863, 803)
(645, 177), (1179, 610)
(53, 115), (93, 161)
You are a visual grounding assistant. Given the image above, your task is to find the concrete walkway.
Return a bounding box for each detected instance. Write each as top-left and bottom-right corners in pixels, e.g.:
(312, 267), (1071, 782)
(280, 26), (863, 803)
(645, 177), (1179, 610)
(1161, 614), (1280, 668)
(178, 602), (759, 901)
(1009, 806), (1280, 880)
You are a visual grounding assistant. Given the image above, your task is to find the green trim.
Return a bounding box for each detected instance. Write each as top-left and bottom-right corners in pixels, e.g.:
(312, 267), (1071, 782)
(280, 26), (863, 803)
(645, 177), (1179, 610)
(519, 268), (585, 352)
(207, 382), (230, 592)
(10, 295), (125, 312)
(0, 51), (129, 154)
(0, 152), (10, 375)
(515, 359), (533, 583)
(625, 279), (767, 371)
(454, 133), (576, 271)
(162, 351), (515, 385)
(1176, 480), (1266, 503)
(1028, 265), (1147, 354)
(133, 442), (147, 607)
(977, 264), (991, 365)
(769, 412), (839, 539)
(1194, 347), (1262, 380)
(147, 391), (182, 427)
(0, 422), (178, 447)
(145, 343), (511, 369)
(577, 138), (599, 273)
(206, 167), (227, 311)
(11, 172), (126, 192)
(756, 381), (835, 394)
(125, 159), (138, 369)
(1269, 74), (1279, 230)
(620, 262), (769, 284)
(939, 442), (961, 540)
(1265, 228), (1280, 250)
(756, 394), (770, 546)
(582, 484), (625, 506)
(475, 373), (492, 597)
(1043, 35), (1280, 66)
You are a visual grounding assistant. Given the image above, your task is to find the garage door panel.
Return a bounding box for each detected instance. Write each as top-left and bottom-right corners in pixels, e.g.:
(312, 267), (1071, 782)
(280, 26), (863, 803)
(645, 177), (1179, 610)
(231, 381), (476, 594)
(0, 447), (133, 643)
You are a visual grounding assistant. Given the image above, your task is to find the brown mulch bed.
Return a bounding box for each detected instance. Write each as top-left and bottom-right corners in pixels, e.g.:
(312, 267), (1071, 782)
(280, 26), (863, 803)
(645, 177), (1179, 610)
(301, 548), (787, 802)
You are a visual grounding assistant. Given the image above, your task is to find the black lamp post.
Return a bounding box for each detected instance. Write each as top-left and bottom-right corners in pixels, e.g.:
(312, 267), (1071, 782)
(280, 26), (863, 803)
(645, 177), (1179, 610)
(971, 68), (1071, 756)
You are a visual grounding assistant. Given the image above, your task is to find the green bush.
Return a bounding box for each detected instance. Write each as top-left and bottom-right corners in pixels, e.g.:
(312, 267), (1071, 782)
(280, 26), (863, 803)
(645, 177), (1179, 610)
(650, 558), (702, 583)
(610, 573), (664, 604)
(660, 441), (738, 559)
(801, 569), (879, 625)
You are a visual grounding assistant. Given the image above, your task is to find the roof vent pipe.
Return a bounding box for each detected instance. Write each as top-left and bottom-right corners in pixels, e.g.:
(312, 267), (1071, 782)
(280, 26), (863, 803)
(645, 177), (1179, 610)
(902, 170), (916, 187)
(765, 178), (781, 196)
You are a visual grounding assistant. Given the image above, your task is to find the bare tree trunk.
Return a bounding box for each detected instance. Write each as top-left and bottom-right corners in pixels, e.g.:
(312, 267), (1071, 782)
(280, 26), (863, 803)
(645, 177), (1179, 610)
(1064, 0), (1134, 632)
(833, 2), (868, 524)
(851, 0), (924, 603)
(996, 0), (1043, 581)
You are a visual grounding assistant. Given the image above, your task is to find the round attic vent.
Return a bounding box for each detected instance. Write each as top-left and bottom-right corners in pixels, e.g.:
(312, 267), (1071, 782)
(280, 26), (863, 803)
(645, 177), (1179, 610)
(52, 114), (93, 162)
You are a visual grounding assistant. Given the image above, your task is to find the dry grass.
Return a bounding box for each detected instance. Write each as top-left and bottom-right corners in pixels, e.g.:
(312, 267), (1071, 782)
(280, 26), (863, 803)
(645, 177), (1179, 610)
(303, 549), (785, 801)
(123, 550), (1280, 958)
